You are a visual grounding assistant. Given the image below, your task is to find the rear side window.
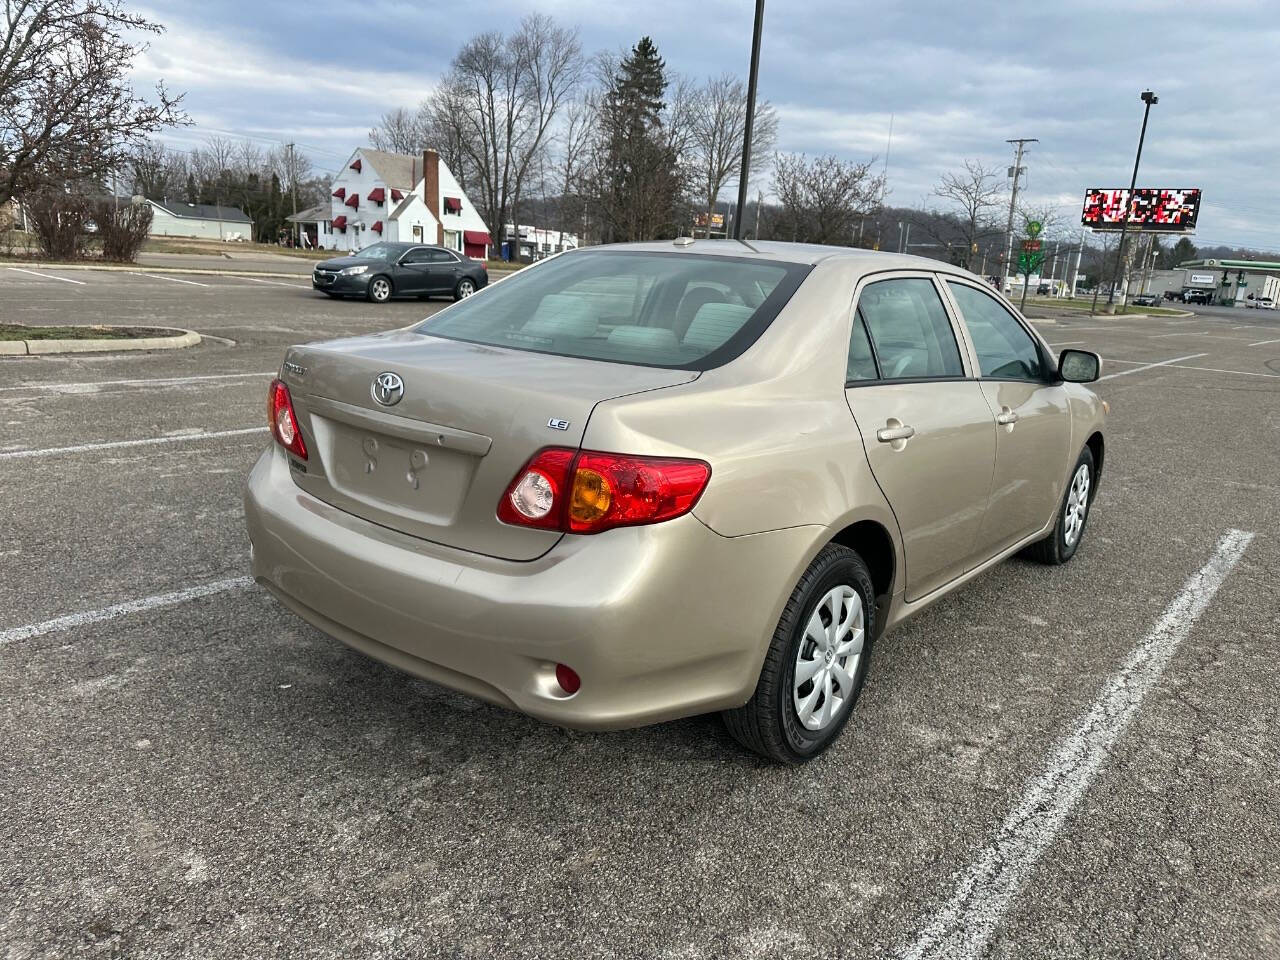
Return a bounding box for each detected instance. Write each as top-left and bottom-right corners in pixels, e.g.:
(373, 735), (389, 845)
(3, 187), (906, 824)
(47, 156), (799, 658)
(414, 250), (810, 370)
(857, 278), (965, 380)
(947, 282), (1044, 380)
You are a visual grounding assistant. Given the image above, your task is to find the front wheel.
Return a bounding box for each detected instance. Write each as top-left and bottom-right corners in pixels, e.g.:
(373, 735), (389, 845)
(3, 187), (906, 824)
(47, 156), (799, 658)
(1024, 447), (1096, 565)
(367, 275), (393, 303)
(722, 544), (875, 764)
(454, 277), (476, 301)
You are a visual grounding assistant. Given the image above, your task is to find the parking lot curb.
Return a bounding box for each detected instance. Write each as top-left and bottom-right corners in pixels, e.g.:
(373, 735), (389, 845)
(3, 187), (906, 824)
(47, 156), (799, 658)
(5, 326), (201, 356)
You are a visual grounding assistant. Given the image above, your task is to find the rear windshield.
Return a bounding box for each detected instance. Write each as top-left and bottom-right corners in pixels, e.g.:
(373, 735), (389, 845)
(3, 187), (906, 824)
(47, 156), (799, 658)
(413, 250), (811, 369)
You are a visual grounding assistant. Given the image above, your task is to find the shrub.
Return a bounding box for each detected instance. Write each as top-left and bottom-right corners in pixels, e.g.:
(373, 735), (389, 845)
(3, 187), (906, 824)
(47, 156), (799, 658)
(93, 199), (153, 262)
(26, 191), (91, 260)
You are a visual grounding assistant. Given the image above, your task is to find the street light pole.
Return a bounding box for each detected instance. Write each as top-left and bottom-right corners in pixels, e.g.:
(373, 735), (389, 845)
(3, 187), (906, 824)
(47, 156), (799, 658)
(1106, 90), (1158, 310)
(733, 0), (765, 241)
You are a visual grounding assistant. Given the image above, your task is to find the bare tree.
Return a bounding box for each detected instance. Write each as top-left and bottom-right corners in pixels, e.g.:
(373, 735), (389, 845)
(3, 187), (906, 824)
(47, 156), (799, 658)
(769, 153), (883, 246)
(689, 74), (777, 236)
(426, 14), (584, 244)
(369, 107), (426, 154)
(551, 95), (594, 237)
(933, 160), (1002, 269)
(0, 0), (186, 204)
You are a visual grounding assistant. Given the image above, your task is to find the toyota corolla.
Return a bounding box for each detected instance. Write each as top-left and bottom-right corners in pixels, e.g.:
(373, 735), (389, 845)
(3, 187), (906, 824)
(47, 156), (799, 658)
(246, 241), (1106, 763)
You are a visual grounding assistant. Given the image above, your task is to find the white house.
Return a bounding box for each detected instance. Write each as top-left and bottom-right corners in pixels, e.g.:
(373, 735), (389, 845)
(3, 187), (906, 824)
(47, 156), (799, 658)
(146, 199), (252, 240)
(298, 147), (491, 258)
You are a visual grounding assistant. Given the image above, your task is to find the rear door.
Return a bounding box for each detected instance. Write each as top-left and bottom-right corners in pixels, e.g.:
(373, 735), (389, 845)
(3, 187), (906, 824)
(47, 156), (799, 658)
(942, 279), (1073, 556)
(843, 274), (996, 601)
(426, 249), (462, 293)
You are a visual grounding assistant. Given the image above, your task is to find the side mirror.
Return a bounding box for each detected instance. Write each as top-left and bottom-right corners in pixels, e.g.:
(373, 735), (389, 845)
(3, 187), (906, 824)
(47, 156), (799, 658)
(1058, 349), (1101, 383)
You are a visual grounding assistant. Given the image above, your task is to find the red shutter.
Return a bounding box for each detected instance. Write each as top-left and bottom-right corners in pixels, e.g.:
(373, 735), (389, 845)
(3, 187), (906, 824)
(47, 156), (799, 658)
(331, 216), (347, 231)
(332, 187), (345, 199)
(368, 187), (386, 204)
(390, 188), (404, 202)
(444, 196), (462, 212)
(350, 158), (362, 172)
(371, 220), (383, 233)
(345, 193), (359, 209)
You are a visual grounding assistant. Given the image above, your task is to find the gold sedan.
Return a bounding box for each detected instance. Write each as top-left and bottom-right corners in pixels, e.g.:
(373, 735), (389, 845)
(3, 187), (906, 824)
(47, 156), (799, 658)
(246, 240), (1105, 763)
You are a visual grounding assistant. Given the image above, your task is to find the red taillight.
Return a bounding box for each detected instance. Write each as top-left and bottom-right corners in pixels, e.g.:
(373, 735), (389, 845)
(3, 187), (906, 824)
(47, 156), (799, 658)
(267, 378), (307, 460)
(498, 448), (710, 534)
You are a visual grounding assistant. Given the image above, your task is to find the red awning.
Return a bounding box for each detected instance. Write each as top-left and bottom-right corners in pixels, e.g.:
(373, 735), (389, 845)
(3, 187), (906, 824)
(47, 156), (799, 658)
(368, 187), (386, 204)
(371, 220), (383, 233)
(463, 230), (490, 245)
(350, 158), (362, 172)
(444, 196), (462, 212)
(331, 216), (347, 230)
(332, 187), (345, 199)
(345, 193), (359, 209)
(390, 188), (404, 202)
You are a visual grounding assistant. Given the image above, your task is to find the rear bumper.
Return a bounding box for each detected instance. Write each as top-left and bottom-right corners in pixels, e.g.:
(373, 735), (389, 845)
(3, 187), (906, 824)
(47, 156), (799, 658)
(244, 446), (819, 729)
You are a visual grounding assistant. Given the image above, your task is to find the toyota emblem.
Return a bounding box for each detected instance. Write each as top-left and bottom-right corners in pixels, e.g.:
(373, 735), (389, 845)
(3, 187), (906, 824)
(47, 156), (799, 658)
(371, 372), (404, 406)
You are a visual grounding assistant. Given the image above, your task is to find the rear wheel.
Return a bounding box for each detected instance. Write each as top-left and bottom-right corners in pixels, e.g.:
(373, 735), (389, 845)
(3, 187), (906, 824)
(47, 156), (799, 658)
(1024, 447), (1095, 565)
(454, 277), (476, 301)
(367, 275), (392, 303)
(722, 544), (875, 764)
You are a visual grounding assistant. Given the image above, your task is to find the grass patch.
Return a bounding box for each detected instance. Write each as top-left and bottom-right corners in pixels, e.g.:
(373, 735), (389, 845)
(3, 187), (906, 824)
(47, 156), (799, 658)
(0, 324), (171, 341)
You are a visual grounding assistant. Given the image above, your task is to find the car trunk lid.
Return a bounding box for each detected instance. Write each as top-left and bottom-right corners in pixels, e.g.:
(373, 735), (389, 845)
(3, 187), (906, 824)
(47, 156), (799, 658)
(281, 330), (698, 560)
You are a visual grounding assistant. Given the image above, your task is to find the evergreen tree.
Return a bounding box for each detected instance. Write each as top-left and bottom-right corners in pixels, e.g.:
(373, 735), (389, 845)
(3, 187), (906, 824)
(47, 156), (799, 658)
(592, 37), (686, 241)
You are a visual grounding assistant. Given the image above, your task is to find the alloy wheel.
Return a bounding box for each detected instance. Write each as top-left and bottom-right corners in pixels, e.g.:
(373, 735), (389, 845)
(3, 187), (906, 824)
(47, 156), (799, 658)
(1063, 462), (1091, 546)
(371, 278), (391, 302)
(793, 585), (864, 732)
(458, 279), (475, 298)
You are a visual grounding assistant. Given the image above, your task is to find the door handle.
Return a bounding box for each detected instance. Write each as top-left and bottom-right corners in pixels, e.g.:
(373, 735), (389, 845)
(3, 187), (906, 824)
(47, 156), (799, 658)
(996, 407), (1019, 426)
(876, 423), (916, 443)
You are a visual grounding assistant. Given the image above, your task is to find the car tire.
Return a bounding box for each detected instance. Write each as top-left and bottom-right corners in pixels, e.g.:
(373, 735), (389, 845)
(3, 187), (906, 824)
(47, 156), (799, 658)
(722, 544), (876, 764)
(367, 275), (393, 303)
(1024, 447), (1096, 565)
(454, 278), (476, 301)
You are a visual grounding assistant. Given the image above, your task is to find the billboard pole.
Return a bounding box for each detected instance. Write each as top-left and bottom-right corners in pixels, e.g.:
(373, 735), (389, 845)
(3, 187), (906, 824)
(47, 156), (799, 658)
(1106, 90), (1158, 311)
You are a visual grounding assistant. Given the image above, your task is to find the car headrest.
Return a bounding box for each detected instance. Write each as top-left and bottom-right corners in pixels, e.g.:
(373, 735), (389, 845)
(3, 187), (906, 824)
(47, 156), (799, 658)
(682, 303), (754, 353)
(521, 294), (597, 339)
(605, 325), (680, 352)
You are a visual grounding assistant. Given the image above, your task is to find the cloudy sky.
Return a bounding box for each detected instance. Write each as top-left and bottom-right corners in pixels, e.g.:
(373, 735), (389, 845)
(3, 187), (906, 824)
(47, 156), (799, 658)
(131, 0), (1280, 251)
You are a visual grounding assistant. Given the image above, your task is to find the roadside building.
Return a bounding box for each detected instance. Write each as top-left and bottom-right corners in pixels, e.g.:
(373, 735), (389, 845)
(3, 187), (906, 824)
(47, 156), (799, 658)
(502, 224), (580, 261)
(295, 148), (491, 258)
(145, 200), (252, 240)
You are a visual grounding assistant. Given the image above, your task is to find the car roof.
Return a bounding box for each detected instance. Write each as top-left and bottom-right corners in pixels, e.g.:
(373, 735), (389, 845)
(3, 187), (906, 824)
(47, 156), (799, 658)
(572, 239), (984, 280)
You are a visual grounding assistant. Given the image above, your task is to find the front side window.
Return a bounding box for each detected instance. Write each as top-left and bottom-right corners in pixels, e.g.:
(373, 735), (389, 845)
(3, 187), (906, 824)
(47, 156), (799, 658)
(947, 282), (1044, 380)
(415, 251), (810, 370)
(856, 278), (965, 380)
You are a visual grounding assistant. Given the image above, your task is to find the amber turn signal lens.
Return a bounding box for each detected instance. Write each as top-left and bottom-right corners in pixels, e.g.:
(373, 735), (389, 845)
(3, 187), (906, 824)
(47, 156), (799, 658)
(570, 467), (612, 524)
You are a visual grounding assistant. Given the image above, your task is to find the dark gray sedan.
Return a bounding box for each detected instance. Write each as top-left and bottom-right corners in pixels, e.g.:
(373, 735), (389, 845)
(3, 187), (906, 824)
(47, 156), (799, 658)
(312, 242), (489, 303)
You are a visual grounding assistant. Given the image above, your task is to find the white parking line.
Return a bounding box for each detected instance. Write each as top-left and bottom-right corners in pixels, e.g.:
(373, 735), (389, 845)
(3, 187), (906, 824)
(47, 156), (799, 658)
(236, 275), (309, 288)
(1248, 337), (1280, 347)
(1097, 353), (1207, 381)
(0, 372), (274, 393)
(1150, 332), (1252, 342)
(1047, 341), (1084, 347)
(0, 426), (267, 460)
(128, 272), (210, 287)
(1102, 357), (1280, 379)
(7, 267), (86, 285)
(900, 529), (1254, 960)
(0, 576), (254, 646)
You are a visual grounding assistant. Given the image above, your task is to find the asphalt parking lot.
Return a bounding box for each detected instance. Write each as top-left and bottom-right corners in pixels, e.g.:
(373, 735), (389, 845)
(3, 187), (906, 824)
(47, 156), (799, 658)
(2, 264), (1278, 959)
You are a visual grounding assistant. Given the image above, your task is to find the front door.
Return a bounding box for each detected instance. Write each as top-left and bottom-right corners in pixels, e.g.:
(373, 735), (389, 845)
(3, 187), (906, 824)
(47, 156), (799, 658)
(943, 280), (1073, 557)
(844, 276), (996, 601)
(394, 246), (435, 294)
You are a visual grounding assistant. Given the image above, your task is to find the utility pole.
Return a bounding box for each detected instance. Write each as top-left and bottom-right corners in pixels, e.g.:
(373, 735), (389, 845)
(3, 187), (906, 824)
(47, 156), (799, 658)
(1071, 230), (1084, 298)
(1107, 90), (1158, 311)
(733, 0), (765, 241)
(1002, 138), (1037, 291)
